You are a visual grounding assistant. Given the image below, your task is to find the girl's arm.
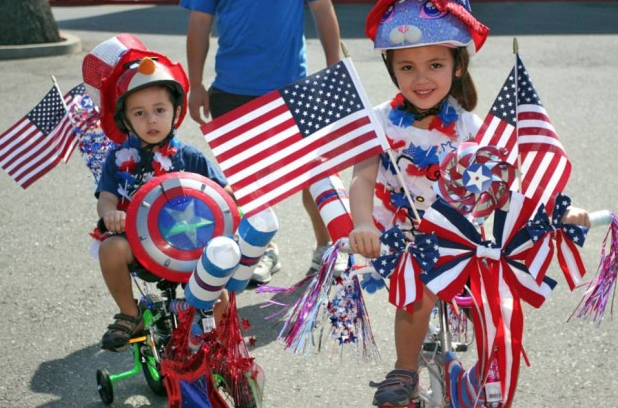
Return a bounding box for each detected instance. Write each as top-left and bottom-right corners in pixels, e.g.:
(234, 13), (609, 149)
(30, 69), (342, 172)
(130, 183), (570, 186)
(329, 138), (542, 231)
(562, 205), (591, 228)
(349, 155), (382, 258)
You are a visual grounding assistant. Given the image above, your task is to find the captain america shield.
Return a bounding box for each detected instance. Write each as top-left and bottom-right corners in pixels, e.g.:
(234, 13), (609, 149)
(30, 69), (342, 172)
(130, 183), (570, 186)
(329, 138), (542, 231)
(126, 172), (240, 283)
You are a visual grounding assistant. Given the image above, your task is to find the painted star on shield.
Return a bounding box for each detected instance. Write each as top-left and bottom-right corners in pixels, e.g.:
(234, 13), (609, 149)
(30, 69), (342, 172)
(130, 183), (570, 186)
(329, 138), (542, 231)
(161, 199), (213, 248)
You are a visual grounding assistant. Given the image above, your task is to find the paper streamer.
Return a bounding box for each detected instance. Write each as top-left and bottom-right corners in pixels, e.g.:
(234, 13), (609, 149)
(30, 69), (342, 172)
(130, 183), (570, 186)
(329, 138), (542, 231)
(226, 207), (279, 292)
(309, 174), (353, 242)
(185, 236), (240, 310)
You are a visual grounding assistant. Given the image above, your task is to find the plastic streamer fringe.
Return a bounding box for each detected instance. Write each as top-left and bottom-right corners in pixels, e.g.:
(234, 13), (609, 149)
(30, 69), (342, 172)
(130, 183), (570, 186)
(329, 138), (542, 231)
(276, 245), (340, 355)
(328, 272), (381, 362)
(570, 212), (618, 325)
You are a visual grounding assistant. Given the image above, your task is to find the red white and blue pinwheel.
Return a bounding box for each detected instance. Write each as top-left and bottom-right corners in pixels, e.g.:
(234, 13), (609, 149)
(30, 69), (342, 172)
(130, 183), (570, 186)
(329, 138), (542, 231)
(437, 141), (516, 221)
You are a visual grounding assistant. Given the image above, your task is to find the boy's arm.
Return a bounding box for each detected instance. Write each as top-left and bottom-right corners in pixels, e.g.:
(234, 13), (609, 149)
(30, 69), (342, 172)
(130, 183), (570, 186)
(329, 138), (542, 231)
(97, 191), (125, 233)
(186, 10), (214, 125)
(308, 0), (341, 66)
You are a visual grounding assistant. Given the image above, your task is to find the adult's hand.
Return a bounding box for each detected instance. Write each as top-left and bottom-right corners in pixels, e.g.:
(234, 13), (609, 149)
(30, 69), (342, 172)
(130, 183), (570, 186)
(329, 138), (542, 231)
(188, 83), (210, 125)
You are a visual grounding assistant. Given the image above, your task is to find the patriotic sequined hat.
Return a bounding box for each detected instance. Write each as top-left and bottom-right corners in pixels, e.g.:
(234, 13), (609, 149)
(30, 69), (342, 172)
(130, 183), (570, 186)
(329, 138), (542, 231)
(366, 0), (489, 54)
(81, 34), (189, 144)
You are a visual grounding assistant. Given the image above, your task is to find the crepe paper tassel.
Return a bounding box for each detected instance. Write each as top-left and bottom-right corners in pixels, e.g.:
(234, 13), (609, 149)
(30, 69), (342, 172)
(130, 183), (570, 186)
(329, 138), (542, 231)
(226, 207), (279, 292)
(212, 292), (263, 406)
(161, 305), (232, 408)
(277, 244), (341, 355)
(309, 174), (354, 242)
(168, 300), (207, 353)
(570, 211), (618, 326)
(185, 236), (241, 311)
(436, 141), (515, 222)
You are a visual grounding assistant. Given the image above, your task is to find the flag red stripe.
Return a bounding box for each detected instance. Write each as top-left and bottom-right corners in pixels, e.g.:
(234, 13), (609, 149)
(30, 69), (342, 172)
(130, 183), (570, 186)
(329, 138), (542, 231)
(235, 129), (376, 198)
(241, 146), (380, 216)
(13, 130), (66, 182)
(230, 116), (372, 191)
(201, 91), (281, 139)
(216, 110), (294, 163)
(0, 125), (52, 171)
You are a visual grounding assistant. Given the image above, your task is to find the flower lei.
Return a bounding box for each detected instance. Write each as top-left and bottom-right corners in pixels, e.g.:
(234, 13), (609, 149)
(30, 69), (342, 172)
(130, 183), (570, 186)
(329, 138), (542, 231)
(388, 93), (459, 138)
(115, 133), (178, 207)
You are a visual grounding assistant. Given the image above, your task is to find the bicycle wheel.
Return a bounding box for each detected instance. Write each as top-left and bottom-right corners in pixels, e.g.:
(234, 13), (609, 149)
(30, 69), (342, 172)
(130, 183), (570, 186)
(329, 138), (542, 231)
(138, 294), (172, 396)
(212, 363), (264, 408)
(96, 368), (114, 405)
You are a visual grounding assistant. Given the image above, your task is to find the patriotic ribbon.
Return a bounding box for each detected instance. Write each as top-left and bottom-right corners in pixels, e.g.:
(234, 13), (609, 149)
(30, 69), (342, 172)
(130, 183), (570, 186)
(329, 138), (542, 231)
(419, 192), (558, 408)
(526, 193), (587, 289)
(419, 193), (556, 308)
(374, 226), (438, 309)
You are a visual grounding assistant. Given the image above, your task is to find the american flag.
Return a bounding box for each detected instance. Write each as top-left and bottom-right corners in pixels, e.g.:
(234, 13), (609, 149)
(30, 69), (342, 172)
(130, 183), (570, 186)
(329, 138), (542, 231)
(475, 55), (570, 212)
(0, 83), (85, 189)
(201, 58), (389, 216)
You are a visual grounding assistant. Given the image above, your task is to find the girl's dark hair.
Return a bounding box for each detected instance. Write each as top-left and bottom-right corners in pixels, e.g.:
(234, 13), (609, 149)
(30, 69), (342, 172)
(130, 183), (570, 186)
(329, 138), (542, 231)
(382, 47), (478, 111)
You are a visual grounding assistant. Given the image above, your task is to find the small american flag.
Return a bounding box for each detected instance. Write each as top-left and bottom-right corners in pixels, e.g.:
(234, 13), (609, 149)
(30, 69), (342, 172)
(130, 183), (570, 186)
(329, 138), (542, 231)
(0, 83), (85, 189)
(475, 54), (570, 212)
(202, 58), (389, 216)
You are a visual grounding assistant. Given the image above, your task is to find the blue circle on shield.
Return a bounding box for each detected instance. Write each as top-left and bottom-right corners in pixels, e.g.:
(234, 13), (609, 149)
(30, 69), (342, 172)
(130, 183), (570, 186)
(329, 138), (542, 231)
(157, 196), (215, 251)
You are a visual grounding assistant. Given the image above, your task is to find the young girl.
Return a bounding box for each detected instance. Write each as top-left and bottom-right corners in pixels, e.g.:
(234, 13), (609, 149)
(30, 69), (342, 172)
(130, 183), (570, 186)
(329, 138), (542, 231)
(350, 1), (590, 406)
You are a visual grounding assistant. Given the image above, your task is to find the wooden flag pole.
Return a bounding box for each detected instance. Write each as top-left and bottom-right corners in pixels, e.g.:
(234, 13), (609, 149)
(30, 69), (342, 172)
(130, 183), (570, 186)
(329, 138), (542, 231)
(340, 42), (422, 223)
(513, 38), (524, 193)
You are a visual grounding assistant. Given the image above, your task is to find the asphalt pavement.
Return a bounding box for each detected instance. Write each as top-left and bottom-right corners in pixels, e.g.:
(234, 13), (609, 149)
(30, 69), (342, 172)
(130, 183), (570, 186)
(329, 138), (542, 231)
(1, 2), (618, 407)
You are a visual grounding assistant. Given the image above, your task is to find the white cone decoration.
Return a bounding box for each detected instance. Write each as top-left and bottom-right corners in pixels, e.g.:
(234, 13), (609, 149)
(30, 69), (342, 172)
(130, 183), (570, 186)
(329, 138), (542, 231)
(309, 174), (354, 242)
(226, 207), (279, 292)
(184, 236), (240, 310)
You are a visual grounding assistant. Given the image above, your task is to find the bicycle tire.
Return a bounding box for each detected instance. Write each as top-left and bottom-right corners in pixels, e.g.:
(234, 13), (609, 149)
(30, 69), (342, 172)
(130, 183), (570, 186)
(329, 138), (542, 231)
(212, 365), (264, 408)
(138, 294), (171, 397)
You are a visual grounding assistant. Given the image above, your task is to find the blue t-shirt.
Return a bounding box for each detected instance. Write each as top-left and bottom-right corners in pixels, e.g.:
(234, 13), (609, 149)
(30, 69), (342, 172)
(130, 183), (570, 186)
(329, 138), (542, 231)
(181, 0), (317, 96)
(96, 136), (227, 208)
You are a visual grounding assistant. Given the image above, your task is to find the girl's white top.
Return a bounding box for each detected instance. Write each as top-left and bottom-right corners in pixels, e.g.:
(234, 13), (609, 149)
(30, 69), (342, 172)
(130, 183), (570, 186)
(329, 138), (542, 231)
(373, 96), (482, 232)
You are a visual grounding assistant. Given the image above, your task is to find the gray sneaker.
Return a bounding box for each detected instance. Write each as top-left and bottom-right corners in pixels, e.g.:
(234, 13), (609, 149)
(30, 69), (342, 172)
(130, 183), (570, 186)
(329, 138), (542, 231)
(309, 243), (348, 276)
(250, 244), (281, 284)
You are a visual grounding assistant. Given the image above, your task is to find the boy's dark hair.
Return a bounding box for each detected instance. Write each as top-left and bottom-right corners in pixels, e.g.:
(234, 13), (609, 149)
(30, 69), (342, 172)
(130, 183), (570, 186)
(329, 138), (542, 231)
(382, 47), (478, 112)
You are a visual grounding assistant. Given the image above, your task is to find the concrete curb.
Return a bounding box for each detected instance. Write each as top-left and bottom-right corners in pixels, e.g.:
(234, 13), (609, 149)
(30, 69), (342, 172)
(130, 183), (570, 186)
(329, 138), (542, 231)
(0, 31), (81, 61)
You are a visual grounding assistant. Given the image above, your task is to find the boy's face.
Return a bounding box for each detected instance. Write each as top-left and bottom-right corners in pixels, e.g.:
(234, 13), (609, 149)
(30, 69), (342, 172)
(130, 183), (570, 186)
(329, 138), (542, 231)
(123, 85), (180, 147)
(391, 45), (460, 113)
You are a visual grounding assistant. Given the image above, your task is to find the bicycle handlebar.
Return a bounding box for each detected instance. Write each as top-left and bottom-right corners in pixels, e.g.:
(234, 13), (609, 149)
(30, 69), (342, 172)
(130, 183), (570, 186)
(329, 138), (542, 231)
(97, 218), (108, 234)
(589, 210), (613, 228)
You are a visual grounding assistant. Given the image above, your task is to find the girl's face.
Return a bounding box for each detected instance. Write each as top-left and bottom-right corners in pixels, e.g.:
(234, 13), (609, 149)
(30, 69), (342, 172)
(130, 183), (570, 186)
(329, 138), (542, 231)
(391, 45), (460, 112)
(123, 85), (180, 147)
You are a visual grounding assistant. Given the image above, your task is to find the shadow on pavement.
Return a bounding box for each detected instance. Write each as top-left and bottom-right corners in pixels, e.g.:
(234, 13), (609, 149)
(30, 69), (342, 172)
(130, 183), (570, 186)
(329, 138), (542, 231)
(56, 2), (618, 38)
(31, 344), (166, 408)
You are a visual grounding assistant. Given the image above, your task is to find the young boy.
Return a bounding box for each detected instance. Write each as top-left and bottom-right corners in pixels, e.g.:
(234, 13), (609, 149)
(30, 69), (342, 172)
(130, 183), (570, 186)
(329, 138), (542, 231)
(88, 40), (232, 352)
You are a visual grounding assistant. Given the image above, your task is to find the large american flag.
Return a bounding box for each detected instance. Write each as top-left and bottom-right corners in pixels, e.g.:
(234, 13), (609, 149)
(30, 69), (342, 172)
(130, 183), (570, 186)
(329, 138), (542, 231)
(202, 58), (389, 216)
(475, 55), (570, 212)
(0, 83), (85, 189)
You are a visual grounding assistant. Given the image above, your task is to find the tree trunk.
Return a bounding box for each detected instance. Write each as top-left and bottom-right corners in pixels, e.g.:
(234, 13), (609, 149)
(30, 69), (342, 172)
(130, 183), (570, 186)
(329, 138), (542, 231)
(0, 0), (61, 45)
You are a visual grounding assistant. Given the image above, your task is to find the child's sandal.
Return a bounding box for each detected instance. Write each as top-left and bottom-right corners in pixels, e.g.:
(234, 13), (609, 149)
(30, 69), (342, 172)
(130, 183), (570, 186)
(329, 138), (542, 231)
(101, 312), (143, 352)
(369, 368), (419, 407)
